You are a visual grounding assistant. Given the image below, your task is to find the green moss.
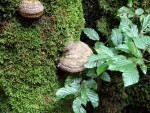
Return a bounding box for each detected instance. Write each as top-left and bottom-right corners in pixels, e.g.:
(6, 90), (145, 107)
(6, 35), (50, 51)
(98, 0), (127, 15)
(98, 0), (149, 15)
(96, 16), (111, 37)
(0, 0), (19, 19)
(96, 0), (150, 37)
(0, 0), (85, 112)
(50, 0), (85, 42)
(96, 0), (127, 38)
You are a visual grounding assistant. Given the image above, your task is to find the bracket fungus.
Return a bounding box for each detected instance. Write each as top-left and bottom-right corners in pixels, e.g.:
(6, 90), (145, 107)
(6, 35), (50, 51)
(18, 0), (44, 18)
(58, 41), (93, 73)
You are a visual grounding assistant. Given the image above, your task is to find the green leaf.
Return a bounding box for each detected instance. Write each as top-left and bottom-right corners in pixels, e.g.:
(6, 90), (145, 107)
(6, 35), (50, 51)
(148, 47), (150, 53)
(128, 57), (142, 63)
(111, 28), (123, 46)
(80, 88), (88, 106)
(116, 44), (130, 53)
(73, 97), (86, 113)
(140, 14), (146, 24)
(136, 59), (147, 74)
(80, 80), (99, 108)
(83, 28), (100, 40)
(56, 77), (82, 98)
(122, 69), (139, 87)
(133, 36), (150, 49)
(127, 0), (133, 7)
(95, 42), (103, 49)
(126, 40), (142, 58)
(64, 76), (74, 86)
(120, 17), (132, 27)
(0, 39), (5, 43)
(110, 48), (119, 55)
(86, 68), (98, 78)
(135, 8), (144, 15)
(129, 57), (147, 74)
(119, 18), (139, 38)
(141, 14), (150, 34)
(56, 87), (79, 98)
(87, 53), (109, 63)
(146, 8), (150, 13)
(117, 6), (135, 18)
(84, 61), (97, 68)
(96, 60), (105, 67)
(86, 89), (99, 108)
(94, 42), (114, 57)
(140, 64), (147, 75)
(80, 79), (98, 108)
(96, 63), (108, 75)
(100, 72), (111, 82)
(84, 54), (104, 69)
(65, 76), (82, 87)
(128, 25), (139, 38)
(87, 54), (101, 62)
(84, 79), (97, 90)
(108, 55), (135, 72)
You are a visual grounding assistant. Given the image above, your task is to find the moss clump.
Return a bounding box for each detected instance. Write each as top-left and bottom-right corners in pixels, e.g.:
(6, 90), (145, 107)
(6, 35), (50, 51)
(0, 0), (85, 112)
(50, 0), (85, 43)
(98, 0), (149, 15)
(98, 0), (127, 15)
(0, 0), (19, 19)
(96, 16), (111, 38)
(96, 0), (150, 37)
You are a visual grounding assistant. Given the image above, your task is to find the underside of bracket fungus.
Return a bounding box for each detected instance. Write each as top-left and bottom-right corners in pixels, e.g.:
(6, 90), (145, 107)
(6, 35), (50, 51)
(18, 0), (44, 18)
(58, 41), (93, 73)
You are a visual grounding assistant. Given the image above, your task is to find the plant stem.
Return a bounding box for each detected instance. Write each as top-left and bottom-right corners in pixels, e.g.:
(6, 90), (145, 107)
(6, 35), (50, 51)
(104, 37), (110, 44)
(142, 44), (150, 56)
(143, 58), (150, 63)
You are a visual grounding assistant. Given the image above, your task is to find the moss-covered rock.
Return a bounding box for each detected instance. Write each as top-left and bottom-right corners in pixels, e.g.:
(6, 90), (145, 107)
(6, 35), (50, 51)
(0, 0), (85, 112)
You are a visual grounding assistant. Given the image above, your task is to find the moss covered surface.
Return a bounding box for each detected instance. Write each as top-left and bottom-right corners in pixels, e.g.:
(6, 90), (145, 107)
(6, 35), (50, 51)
(0, 0), (150, 113)
(96, 0), (150, 38)
(0, 0), (84, 112)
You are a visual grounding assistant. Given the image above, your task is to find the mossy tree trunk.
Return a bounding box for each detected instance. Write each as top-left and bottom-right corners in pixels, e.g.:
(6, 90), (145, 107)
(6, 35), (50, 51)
(0, 0), (84, 112)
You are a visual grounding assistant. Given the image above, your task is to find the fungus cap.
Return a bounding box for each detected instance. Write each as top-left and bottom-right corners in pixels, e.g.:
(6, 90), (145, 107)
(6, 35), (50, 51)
(58, 41), (93, 73)
(18, 0), (44, 18)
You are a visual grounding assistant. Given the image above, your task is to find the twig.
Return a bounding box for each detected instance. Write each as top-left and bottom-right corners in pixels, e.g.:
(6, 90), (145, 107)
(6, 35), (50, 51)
(104, 37), (110, 45)
(142, 44), (150, 56)
(143, 58), (150, 63)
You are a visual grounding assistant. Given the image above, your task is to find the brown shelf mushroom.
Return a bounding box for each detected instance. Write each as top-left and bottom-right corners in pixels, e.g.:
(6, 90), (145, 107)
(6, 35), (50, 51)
(18, 0), (44, 18)
(58, 41), (93, 73)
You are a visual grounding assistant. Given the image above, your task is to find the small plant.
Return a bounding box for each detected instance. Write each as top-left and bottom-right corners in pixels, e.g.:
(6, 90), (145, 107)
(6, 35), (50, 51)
(56, 4), (150, 113)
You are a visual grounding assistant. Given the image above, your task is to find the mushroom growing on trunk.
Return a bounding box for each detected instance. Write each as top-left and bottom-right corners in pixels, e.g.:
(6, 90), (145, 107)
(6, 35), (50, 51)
(58, 41), (93, 73)
(18, 0), (44, 18)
